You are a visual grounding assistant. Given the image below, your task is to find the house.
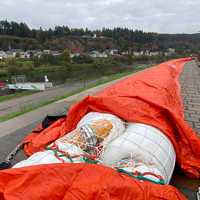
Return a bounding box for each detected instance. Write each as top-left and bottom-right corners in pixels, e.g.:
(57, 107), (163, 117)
(133, 51), (141, 56)
(10, 49), (26, 58)
(5, 51), (16, 58)
(70, 53), (80, 58)
(144, 50), (150, 56)
(82, 35), (92, 39)
(25, 51), (31, 58)
(19, 52), (26, 59)
(50, 51), (60, 56)
(89, 51), (100, 58)
(43, 50), (51, 54)
(0, 51), (5, 60)
(109, 49), (119, 55)
(34, 51), (43, 58)
(101, 52), (108, 58)
(149, 51), (160, 56)
(26, 50), (43, 58)
(164, 52), (170, 56)
(121, 51), (129, 55)
(89, 51), (108, 58)
(12, 49), (23, 53)
(133, 51), (146, 56)
(168, 48), (175, 53)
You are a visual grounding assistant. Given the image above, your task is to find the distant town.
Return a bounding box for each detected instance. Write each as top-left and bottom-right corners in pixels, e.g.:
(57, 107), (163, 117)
(0, 47), (176, 61)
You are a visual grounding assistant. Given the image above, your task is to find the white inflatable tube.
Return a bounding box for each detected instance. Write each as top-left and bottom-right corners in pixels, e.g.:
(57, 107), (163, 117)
(101, 122), (176, 184)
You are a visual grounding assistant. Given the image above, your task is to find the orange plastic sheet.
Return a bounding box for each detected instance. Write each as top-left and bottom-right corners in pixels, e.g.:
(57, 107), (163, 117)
(64, 57), (200, 178)
(1, 57), (198, 199)
(0, 163), (186, 200)
(21, 57), (200, 178)
(21, 116), (66, 156)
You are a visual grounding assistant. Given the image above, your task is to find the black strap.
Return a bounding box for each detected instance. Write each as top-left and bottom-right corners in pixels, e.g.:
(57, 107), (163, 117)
(20, 115), (66, 152)
(0, 161), (11, 170)
(32, 115), (66, 134)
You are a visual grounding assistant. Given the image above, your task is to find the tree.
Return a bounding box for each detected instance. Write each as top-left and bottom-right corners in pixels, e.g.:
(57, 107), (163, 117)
(32, 56), (41, 67)
(8, 65), (19, 76)
(72, 54), (93, 64)
(92, 60), (107, 75)
(6, 57), (17, 65)
(63, 62), (72, 74)
(59, 50), (71, 64)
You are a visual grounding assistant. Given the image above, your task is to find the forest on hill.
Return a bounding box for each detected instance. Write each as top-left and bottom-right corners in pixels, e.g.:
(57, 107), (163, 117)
(0, 20), (200, 54)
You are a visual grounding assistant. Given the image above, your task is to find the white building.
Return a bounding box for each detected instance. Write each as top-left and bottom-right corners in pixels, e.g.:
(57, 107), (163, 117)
(109, 49), (119, 55)
(0, 51), (5, 59)
(133, 51), (144, 56)
(149, 51), (160, 56)
(89, 51), (108, 58)
(121, 51), (129, 55)
(70, 53), (80, 58)
(5, 51), (16, 58)
(168, 48), (175, 53)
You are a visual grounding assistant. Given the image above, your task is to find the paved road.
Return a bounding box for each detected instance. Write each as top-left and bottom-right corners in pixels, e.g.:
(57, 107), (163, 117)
(0, 79), (99, 117)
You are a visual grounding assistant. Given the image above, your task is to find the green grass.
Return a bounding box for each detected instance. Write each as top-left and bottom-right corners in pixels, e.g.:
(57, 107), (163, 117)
(0, 66), (151, 122)
(0, 90), (40, 102)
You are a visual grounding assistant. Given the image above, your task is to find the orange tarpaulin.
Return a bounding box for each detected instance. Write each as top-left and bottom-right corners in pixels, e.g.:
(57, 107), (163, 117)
(22, 57), (200, 178)
(64, 57), (200, 179)
(0, 163), (186, 200)
(0, 57), (199, 199)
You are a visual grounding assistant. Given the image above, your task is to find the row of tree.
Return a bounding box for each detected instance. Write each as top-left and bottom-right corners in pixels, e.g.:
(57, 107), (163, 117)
(0, 20), (155, 48)
(1, 20), (200, 53)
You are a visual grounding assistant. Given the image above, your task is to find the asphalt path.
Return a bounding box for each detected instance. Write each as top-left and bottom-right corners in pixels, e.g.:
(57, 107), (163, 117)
(0, 120), (40, 165)
(0, 79), (100, 117)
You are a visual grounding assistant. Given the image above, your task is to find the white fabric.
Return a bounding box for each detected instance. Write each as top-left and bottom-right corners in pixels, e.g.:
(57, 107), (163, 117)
(13, 143), (83, 168)
(101, 122), (176, 184)
(13, 112), (125, 168)
(77, 112), (126, 147)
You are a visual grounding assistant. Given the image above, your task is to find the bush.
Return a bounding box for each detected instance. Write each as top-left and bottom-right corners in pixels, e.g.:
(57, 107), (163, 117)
(6, 57), (17, 65)
(32, 56), (41, 67)
(0, 62), (7, 68)
(59, 50), (71, 64)
(72, 54), (94, 64)
(112, 55), (133, 64)
(7, 65), (19, 76)
(92, 60), (107, 75)
(20, 65), (34, 76)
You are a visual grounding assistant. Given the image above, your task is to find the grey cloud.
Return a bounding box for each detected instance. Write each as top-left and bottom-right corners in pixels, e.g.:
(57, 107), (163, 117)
(0, 0), (199, 33)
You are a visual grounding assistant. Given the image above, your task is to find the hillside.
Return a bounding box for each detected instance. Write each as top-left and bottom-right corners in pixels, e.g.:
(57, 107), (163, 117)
(0, 20), (200, 53)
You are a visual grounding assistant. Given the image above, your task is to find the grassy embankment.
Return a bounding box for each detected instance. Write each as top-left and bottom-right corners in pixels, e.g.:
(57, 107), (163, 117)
(0, 66), (150, 122)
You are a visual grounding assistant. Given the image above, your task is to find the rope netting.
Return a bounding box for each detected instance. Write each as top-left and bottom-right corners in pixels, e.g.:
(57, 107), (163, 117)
(13, 112), (176, 185)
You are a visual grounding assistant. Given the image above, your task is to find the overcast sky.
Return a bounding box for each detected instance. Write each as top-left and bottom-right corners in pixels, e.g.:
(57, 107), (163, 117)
(0, 0), (199, 34)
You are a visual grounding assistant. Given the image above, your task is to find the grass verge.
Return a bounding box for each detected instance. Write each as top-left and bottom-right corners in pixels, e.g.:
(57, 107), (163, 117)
(0, 66), (150, 122)
(0, 90), (40, 103)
